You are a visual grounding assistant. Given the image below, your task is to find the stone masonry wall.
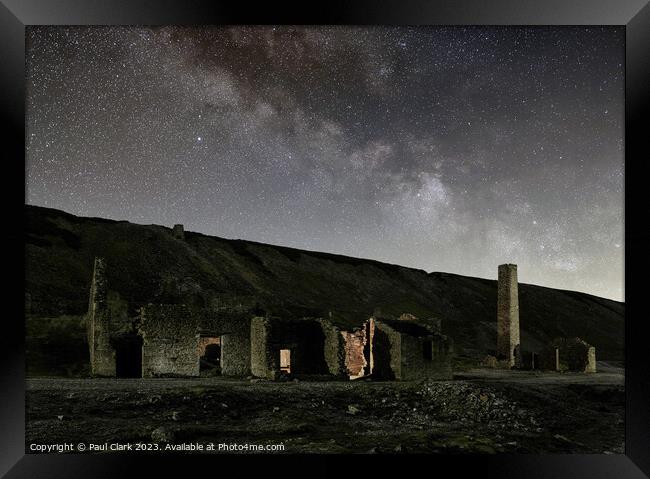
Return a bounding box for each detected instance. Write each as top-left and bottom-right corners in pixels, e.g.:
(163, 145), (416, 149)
(497, 263), (521, 367)
(250, 316), (273, 379)
(220, 320), (251, 376)
(139, 304), (200, 377)
(541, 337), (597, 373)
(199, 311), (253, 377)
(400, 333), (453, 380)
(87, 257), (116, 376)
(320, 319), (346, 377)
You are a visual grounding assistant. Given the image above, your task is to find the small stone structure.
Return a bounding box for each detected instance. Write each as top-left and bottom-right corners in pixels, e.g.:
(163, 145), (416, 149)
(497, 263), (521, 368)
(539, 337), (596, 373)
(370, 317), (453, 380)
(172, 224), (185, 240)
(250, 317), (330, 379)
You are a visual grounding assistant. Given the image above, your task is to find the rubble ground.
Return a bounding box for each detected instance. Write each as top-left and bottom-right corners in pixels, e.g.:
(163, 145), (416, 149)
(26, 366), (624, 454)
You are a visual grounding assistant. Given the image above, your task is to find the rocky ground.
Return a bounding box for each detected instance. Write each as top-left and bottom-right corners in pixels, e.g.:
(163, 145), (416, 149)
(25, 363), (624, 454)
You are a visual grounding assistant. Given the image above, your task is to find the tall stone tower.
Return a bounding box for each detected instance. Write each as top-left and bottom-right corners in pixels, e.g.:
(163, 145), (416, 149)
(497, 263), (520, 368)
(87, 257), (115, 376)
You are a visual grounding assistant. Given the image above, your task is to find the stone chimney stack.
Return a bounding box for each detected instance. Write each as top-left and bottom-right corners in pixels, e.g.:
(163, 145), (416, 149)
(172, 224), (185, 240)
(497, 263), (521, 368)
(87, 257), (115, 376)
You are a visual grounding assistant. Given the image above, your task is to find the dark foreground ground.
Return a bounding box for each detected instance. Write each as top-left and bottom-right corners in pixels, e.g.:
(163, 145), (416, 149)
(26, 363), (624, 454)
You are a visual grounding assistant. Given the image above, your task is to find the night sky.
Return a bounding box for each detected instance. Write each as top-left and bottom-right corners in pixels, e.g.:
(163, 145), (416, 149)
(26, 26), (624, 301)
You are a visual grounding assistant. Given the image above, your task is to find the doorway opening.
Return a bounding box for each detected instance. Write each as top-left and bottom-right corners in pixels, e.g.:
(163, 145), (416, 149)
(422, 340), (433, 360)
(199, 336), (221, 375)
(280, 349), (291, 374)
(115, 334), (142, 378)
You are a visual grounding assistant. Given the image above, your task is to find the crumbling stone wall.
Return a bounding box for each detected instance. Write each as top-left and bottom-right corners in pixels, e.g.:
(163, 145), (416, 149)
(220, 323), (251, 376)
(250, 317), (274, 379)
(342, 328), (367, 378)
(250, 317), (330, 379)
(370, 318), (453, 380)
(363, 318), (375, 376)
(497, 264), (521, 368)
(372, 320), (402, 380)
(139, 304), (201, 377)
(400, 333), (452, 380)
(540, 337), (596, 373)
(320, 319), (346, 377)
(87, 257), (116, 376)
(200, 311), (252, 376)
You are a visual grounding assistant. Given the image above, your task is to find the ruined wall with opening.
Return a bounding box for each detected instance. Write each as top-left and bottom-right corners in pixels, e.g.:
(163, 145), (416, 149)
(139, 304), (200, 377)
(539, 337), (596, 373)
(370, 318), (453, 380)
(197, 311), (253, 376)
(399, 333), (453, 380)
(250, 317), (329, 378)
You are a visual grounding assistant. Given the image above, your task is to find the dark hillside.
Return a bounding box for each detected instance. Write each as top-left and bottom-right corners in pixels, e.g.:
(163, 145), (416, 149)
(25, 204), (624, 375)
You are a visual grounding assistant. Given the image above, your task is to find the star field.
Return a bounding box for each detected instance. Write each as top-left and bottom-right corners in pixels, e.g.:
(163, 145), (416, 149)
(26, 26), (624, 300)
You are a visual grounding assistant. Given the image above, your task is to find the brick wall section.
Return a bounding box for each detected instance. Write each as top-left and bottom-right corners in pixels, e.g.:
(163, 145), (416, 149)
(139, 304), (201, 377)
(497, 264), (521, 367)
(87, 257), (116, 376)
(363, 318), (375, 376)
(342, 328), (367, 377)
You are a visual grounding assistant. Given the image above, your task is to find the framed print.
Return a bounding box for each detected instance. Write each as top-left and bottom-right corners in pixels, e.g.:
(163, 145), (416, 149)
(2, 0), (649, 477)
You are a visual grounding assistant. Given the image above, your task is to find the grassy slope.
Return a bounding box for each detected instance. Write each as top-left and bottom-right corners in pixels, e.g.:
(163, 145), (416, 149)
(25, 204), (624, 375)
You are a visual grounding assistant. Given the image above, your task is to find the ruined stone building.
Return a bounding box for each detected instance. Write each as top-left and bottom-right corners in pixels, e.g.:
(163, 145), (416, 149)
(369, 317), (452, 380)
(492, 263), (596, 373)
(86, 257), (454, 380)
(539, 337), (597, 373)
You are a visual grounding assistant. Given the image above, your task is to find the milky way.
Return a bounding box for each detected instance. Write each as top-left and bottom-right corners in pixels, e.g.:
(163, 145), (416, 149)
(25, 26), (624, 300)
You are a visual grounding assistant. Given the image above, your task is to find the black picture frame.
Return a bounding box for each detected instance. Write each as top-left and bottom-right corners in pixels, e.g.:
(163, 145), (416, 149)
(2, 1), (649, 477)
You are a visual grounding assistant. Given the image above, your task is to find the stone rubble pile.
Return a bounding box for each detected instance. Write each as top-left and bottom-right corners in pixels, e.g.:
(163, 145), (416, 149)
(416, 380), (540, 432)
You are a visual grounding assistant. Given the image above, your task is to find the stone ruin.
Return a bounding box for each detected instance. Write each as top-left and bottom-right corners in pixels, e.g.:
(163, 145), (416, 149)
(172, 224), (185, 240)
(490, 263), (596, 373)
(250, 315), (453, 381)
(86, 256), (454, 380)
(86, 256), (597, 379)
(539, 337), (597, 373)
